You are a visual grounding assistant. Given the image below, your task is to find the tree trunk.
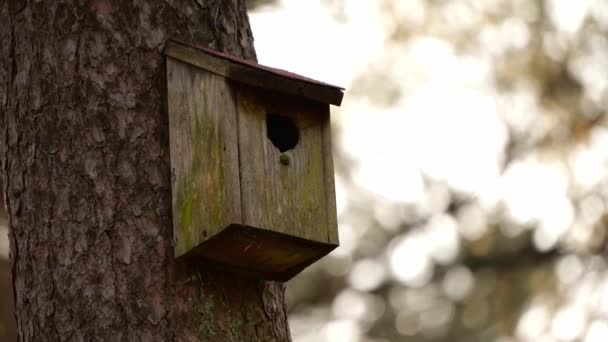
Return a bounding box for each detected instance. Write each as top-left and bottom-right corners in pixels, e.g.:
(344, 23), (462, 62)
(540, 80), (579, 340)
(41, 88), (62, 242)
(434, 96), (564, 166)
(0, 1), (291, 341)
(0, 178), (16, 342)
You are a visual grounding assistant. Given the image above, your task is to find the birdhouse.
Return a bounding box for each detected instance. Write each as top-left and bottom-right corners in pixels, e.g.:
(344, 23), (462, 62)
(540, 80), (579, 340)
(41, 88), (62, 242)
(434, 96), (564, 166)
(163, 40), (344, 281)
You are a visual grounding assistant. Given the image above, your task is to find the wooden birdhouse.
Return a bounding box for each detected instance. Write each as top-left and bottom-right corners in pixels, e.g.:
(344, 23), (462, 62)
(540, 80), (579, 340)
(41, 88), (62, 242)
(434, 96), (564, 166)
(164, 40), (344, 281)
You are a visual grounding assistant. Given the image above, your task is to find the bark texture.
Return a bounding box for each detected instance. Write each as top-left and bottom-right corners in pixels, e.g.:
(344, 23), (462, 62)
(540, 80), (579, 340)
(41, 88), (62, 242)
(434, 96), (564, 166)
(0, 178), (16, 342)
(0, 1), (291, 341)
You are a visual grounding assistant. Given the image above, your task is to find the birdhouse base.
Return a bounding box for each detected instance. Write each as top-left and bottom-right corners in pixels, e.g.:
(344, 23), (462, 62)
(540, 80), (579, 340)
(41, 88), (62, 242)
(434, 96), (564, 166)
(180, 224), (338, 281)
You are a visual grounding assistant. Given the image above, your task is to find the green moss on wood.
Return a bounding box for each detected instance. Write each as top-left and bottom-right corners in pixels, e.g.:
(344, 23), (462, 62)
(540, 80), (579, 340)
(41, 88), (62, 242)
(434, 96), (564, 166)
(174, 80), (231, 255)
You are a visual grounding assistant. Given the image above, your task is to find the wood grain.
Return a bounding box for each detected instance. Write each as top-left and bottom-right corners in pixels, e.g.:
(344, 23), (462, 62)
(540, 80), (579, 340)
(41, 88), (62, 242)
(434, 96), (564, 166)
(164, 40), (344, 106)
(167, 58), (340, 279)
(167, 58), (242, 257)
(186, 224), (337, 281)
(321, 107), (340, 245)
(236, 87), (331, 243)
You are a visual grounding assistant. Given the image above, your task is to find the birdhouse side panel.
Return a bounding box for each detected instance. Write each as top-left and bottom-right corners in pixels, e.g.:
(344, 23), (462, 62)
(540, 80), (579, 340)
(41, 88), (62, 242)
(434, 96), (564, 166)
(236, 88), (330, 243)
(167, 59), (242, 257)
(321, 110), (339, 245)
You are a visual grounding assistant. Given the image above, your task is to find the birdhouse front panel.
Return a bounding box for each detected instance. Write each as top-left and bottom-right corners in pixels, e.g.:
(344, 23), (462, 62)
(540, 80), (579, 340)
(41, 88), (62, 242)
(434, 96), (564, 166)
(164, 40), (344, 280)
(236, 87), (333, 243)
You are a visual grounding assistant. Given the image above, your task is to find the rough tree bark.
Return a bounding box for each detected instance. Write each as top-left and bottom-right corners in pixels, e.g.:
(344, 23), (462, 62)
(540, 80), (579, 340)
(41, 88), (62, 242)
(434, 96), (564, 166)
(0, 1), (291, 341)
(0, 178), (16, 342)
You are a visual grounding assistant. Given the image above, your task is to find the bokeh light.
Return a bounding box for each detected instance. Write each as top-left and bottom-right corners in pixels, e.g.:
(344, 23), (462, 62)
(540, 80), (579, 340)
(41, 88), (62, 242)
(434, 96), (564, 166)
(248, 0), (608, 341)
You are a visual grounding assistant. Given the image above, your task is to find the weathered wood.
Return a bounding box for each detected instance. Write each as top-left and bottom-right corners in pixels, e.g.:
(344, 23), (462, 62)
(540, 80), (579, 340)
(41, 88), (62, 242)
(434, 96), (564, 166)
(167, 62), (339, 280)
(167, 58), (242, 257)
(185, 224), (337, 281)
(236, 88), (330, 244)
(164, 40), (344, 106)
(321, 108), (340, 245)
(167, 80), (339, 279)
(165, 47), (341, 280)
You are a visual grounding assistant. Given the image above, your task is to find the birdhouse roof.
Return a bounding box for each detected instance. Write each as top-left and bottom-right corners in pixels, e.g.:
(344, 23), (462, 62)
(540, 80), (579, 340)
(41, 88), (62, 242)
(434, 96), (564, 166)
(164, 39), (344, 106)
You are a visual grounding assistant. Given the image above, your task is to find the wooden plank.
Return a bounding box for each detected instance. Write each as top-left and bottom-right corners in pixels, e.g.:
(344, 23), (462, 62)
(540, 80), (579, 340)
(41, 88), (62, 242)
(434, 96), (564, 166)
(321, 107), (339, 245)
(167, 58), (242, 257)
(236, 87), (329, 243)
(186, 224), (337, 281)
(164, 40), (344, 106)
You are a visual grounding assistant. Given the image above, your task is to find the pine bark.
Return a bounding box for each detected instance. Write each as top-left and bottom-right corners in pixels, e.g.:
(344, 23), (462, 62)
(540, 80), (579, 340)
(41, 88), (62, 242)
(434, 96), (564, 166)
(0, 1), (291, 341)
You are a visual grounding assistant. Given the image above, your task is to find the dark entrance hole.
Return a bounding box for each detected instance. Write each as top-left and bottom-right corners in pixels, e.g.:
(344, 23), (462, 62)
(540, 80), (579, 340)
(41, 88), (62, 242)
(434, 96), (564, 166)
(266, 113), (300, 152)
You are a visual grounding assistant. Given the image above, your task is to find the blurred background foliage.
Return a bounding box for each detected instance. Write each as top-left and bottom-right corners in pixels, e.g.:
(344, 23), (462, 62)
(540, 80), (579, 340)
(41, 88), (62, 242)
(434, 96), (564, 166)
(2, 0), (608, 341)
(248, 0), (608, 341)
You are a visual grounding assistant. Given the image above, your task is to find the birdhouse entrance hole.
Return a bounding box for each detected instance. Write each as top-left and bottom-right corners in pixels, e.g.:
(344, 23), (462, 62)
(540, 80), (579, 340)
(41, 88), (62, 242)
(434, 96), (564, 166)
(266, 113), (300, 152)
